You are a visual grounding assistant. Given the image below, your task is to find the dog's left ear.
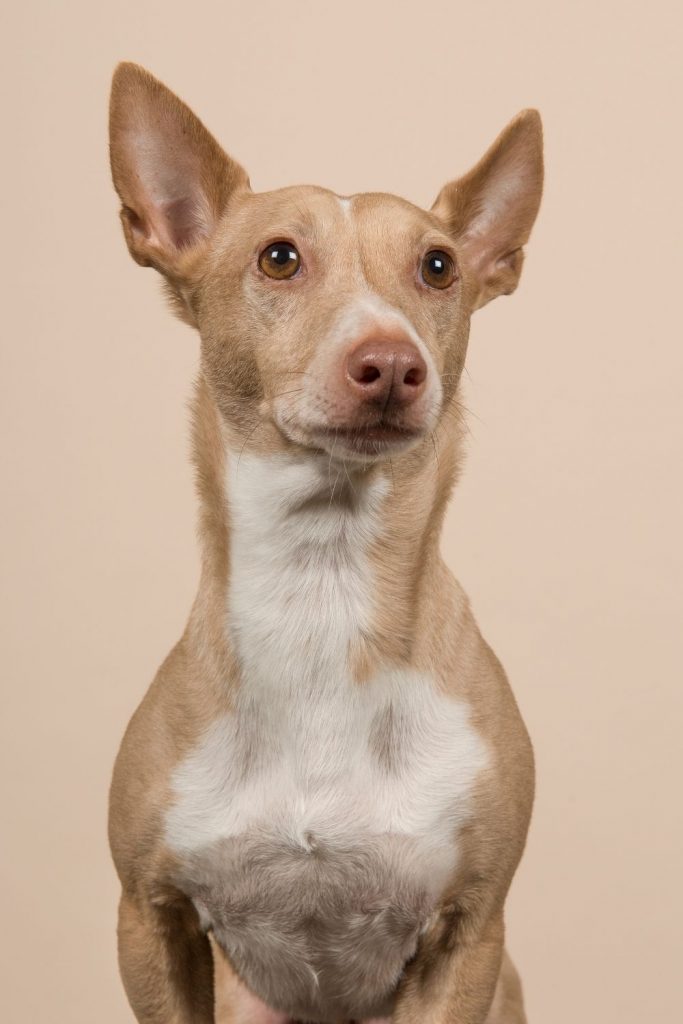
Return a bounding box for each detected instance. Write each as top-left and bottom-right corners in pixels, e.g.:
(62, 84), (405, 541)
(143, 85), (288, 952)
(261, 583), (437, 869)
(432, 110), (543, 310)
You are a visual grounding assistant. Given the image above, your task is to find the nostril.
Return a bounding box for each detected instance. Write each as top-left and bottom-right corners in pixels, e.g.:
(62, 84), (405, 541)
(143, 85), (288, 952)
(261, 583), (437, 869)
(358, 364), (381, 385)
(403, 365), (425, 387)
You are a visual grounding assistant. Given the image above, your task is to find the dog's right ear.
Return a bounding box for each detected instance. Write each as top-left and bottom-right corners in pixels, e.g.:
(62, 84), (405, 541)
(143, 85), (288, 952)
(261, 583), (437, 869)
(109, 63), (249, 278)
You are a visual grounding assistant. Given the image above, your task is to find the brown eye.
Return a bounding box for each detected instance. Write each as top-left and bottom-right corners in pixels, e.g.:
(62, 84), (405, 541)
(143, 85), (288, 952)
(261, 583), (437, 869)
(421, 249), (456, 289)
(258, 241), (301, 280)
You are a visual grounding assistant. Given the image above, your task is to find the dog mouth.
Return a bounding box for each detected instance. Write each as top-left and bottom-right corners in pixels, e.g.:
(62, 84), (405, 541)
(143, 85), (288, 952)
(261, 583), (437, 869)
(310, 422), (423, 457)
(272, 369), (440, 462)
(273, 401), (435, 463)
(273, 411), (430, 462)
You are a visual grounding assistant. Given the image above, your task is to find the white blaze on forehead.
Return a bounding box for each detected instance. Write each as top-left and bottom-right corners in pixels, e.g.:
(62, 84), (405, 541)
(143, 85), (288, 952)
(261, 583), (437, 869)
(337, 195), (354, 218)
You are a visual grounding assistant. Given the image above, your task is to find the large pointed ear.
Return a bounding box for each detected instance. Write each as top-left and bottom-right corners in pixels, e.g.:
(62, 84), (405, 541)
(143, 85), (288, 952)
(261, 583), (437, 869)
(109, 63), (249, 278)
(431, 110), (543, 310)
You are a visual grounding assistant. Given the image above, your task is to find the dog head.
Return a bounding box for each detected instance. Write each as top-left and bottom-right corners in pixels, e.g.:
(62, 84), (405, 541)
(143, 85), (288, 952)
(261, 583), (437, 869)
(109, 63), (543, 465)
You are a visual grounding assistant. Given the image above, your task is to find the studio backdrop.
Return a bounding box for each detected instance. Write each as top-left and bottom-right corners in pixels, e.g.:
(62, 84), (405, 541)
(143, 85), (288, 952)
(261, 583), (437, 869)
(1, 2), (681, 1022)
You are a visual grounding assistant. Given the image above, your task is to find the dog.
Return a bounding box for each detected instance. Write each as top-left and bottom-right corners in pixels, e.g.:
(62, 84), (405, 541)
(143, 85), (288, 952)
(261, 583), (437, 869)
(107, 62), (543, 1024)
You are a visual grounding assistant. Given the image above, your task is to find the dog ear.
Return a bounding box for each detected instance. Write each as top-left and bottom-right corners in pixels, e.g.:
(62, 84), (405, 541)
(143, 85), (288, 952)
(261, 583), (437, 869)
(109, 63), (249, 279)
(431, 110), (543, 310)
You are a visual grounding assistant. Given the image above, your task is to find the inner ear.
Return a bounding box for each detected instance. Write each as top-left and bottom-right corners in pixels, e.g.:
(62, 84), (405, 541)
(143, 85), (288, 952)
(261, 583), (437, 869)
(432, 109), (543, 310)
(109, 62), (249, 274)
(164, 196), (206, 250)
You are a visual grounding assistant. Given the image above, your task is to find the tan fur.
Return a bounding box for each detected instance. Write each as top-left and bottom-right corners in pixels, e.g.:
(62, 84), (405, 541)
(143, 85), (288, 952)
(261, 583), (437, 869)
(108, 61), (543, 1024)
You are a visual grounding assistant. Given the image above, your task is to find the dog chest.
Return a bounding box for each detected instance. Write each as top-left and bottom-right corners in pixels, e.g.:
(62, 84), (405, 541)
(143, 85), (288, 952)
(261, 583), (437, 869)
(163, 453), (489, 1018)
(164, 672), (489, 1020)
(165, 668), (488, 855)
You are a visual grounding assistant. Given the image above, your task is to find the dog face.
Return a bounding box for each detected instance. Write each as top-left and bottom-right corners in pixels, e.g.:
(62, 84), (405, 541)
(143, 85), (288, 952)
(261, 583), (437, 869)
(109, 64), (543, 465)
(197, 187), (464, 462)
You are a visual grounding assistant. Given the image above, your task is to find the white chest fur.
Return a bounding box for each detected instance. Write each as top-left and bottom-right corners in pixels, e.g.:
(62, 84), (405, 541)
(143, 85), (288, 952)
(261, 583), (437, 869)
(165, 453), (489, 876)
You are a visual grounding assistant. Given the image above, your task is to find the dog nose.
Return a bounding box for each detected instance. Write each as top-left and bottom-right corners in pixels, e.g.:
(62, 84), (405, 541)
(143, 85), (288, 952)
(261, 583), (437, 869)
(345, 338), (427, 407)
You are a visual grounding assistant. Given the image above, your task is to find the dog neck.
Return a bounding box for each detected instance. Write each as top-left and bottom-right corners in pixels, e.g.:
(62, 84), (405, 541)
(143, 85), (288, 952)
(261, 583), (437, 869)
(187, 374), (464, 688)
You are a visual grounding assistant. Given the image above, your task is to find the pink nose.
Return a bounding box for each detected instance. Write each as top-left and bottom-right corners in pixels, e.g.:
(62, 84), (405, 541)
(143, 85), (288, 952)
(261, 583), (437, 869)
(345, 337), (427, 407)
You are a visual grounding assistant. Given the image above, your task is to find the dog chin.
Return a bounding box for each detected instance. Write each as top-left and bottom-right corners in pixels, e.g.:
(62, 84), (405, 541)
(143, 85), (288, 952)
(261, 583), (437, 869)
(278, 416), (427, 463)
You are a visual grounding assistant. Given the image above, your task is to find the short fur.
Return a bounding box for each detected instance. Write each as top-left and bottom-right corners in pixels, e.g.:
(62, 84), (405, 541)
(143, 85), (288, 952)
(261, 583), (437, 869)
(108, 61), (543, 1024)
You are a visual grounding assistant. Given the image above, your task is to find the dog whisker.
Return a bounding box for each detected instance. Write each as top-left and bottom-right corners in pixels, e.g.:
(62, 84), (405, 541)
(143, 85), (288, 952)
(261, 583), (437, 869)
(270, 388), (305, 400)
(236, 419), (266, 474)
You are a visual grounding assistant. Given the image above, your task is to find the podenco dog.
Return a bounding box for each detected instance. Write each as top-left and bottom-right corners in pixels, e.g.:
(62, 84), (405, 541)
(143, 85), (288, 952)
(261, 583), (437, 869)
(108, 62), (543, 1024)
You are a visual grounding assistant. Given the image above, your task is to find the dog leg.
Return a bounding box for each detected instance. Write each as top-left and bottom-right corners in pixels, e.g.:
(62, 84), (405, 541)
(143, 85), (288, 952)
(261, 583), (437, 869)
(484, 951), (527, 1024)
(392, 914), (505, 1024)
(117, 892), (215, 1024)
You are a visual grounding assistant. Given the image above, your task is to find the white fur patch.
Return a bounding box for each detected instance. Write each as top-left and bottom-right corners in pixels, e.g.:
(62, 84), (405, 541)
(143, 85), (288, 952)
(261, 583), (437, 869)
(318, 292), (440, 393)
(226, 451), (384, 683)
(165, 453), (488, 889)
(274, 292), (443, 446)
(337, 195), (353, 218)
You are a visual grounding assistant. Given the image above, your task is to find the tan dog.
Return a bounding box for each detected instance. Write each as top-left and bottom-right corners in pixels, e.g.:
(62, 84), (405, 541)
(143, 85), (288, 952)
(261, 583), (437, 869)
(108, 62), (543, 1024)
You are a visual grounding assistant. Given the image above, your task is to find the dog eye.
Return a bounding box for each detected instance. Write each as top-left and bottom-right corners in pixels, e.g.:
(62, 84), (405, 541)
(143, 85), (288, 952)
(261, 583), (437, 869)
(259, 241), (301, 280)
(421, 250), (456, 289)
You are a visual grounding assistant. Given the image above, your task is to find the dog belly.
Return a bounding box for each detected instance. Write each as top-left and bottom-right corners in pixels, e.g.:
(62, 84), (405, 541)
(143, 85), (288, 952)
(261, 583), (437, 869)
(227, 983), (390, 1024)
(220, 977), (289, 1024)
(219, 968), (391, 1024)
(176, 829), (442, 1023)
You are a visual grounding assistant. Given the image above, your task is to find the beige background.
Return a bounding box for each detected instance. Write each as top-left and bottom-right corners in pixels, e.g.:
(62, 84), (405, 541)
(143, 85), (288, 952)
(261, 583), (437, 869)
(1, 1), (681, 1021)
